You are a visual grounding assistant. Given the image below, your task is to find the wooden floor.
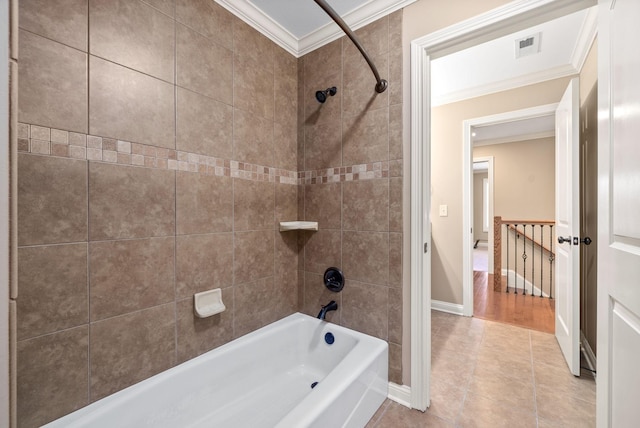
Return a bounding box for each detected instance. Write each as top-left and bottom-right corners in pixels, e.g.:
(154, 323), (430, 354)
(473, 271), (555, 333)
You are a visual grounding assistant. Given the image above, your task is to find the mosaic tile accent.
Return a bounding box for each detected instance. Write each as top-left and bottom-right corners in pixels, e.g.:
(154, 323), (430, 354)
(298, 161), (390, 184)
(20, 123), (399, 185)
(19, 123), (297, 184)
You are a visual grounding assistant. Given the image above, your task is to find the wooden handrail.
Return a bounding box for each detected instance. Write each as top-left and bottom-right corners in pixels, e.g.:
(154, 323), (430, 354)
(500, 219), (555, 225)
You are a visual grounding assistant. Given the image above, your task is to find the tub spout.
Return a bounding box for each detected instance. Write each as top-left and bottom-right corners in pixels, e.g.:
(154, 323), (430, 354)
(317, 300), (338, 320)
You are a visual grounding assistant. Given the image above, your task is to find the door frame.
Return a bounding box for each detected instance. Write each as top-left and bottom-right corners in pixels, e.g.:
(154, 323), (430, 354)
(462, 105), (557, 317)
(409, 0), (594, 411)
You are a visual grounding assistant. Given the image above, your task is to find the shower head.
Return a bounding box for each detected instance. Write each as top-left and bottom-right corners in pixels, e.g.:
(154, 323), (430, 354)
(315, 87), (337, 103)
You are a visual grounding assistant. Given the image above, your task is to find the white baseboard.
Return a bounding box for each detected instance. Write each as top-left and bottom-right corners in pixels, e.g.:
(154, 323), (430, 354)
(580, 331), (597, 378)
(388, 382), (411, 408)
(431, 300), (464, 316)
(501, 269), (549, 297)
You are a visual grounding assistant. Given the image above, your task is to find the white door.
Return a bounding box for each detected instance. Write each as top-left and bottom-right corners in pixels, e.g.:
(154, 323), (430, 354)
(555, 77), (580, 376)
(597, 0), (640, 425)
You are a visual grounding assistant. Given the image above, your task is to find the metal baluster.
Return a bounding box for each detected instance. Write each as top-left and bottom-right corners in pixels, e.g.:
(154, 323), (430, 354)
(549, 225), (554, 299)
(540, 225), (544, 297)
(505, 223), (510, 293)
(532, 225), (535, 297)
(514, 224), (518, 294)
(522, 224), (528, 295)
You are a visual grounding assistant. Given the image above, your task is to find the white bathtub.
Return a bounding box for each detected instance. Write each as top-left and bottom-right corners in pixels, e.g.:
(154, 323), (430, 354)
(45, 312), (388, 428)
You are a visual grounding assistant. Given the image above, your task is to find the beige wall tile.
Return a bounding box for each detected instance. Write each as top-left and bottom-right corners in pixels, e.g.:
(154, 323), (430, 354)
(302, 40), (341, 96)
(233, 108), (273, 166)
(234, 277), (295, 338)
(90, 0), (175, 82)
(18, 154), (87, 246)
(388, 287), (402, 344)
(176, 24), (233, 104)
(176, 172), (233, 235)
(388, 342), (402, 384)
(389, 232), (402, 287)
(17, 243), (88, 340)
(275, 232), (298, 304)
(343, 179), (389, 232)
(344, 16), (389, 58)
(389, 177), (402, 232)
(303, 118), (342, 170)
(90, 237), (175, 321)
(389, 104), (402, 160)
(342, 53), (388, 117)
(233, 179), (274, 231)
(342, 107), (389, 165)
(342, 280), (388, 340)
(234, 55), (274, 121)
(176, 291), (233, 363)
(175, 0), (233, 50)
(342, 231), (389, 286)
(233, 20), (274, 69)
(302, 229), (341, 275)
(176, 88), (233, 159)
(388, 11), (403, 106)
(17, 326), (89, 428)
(176, 233), (234, 299)
(303, 71), (342, 128)
(19, 0), (88, 51)
(304, 183), (341, 230)
(234, 230), (274, 284)
(89, 56), (175, 148)
(18, 30), (88, 133)
(275, 45), (297, 83)
(275, 183), (297, 227)
(273, 121), (298, 173)
(89, 162), (175, 240)
(141, 0), (175, 17)
(90, 304), (175, 401)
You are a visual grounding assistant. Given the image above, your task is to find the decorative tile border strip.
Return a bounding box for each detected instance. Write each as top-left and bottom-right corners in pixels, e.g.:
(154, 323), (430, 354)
(18, 123), (402, 185)
(18, 123), (297, 184)
(298, 162), (390, 184)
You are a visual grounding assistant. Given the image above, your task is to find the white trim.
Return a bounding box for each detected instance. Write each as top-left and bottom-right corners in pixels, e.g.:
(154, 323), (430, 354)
(570, 5), (598, 71)
(409, 38), (431, 411)
(215, 0), (417, 57)
(410, 0), (593, 415)
(387, 382), (411, 408)
(431, 300), (465, 316)
(474, 130), (555, 146)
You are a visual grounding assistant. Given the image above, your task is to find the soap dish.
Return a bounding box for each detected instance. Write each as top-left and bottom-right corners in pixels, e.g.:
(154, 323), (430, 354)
(193, 288), (225, 318)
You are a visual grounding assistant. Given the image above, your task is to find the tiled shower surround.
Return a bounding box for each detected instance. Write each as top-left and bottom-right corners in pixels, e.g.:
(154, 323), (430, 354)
(15, 1), (403, 427)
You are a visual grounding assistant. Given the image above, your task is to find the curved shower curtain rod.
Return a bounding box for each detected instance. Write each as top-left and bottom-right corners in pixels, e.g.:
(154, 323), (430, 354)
(312, 0), (388, 94)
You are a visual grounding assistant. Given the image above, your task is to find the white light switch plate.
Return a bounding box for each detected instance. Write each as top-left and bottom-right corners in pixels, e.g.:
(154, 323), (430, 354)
(439, 205), (448, 217)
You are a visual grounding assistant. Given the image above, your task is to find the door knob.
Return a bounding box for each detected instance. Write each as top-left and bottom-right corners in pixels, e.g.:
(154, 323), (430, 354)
(558, 236), (571, 244)
(581, 237), (592, 245)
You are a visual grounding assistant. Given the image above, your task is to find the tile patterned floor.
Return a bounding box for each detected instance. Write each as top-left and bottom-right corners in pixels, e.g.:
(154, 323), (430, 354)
(366, 311), (596, 427)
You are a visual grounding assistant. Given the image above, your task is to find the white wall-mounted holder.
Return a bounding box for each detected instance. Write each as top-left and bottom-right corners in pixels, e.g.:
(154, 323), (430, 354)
(193, 288), (225, 318)
(279, 221), (318, 231)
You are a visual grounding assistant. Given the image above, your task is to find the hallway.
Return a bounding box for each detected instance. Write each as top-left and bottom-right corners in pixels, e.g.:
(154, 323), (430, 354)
(366, 311), (596, 427)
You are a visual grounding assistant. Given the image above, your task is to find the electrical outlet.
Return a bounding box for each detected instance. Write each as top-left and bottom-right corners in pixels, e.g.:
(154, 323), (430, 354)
(439, 205), (448, 217)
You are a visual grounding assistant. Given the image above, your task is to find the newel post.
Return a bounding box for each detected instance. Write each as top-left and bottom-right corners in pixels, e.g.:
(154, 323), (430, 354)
(493, 216), (502, 291)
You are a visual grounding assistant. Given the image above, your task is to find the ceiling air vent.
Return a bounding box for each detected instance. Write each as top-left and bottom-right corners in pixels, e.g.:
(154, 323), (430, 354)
(515, 32), (541, 58)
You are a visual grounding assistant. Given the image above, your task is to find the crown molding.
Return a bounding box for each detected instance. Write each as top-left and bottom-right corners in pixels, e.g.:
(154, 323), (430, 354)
(432, 63), (578, 107)
(216, 0), (417, 58)
(570, 5), (598, 71)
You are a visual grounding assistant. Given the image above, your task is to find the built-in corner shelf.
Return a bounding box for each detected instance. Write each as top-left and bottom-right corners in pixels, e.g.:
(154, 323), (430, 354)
(279, 221), (318, 232)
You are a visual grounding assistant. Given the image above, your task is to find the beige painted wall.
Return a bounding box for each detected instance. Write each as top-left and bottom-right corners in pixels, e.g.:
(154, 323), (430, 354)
(475, 138), (556, 222)
(430, 77), (572, 305)
(473, 172), (488, 242)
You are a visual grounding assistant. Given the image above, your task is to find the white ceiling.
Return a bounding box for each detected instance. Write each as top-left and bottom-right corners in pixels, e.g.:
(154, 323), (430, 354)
(429, 6), (597, 146)
(215, 0), (417, 57)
